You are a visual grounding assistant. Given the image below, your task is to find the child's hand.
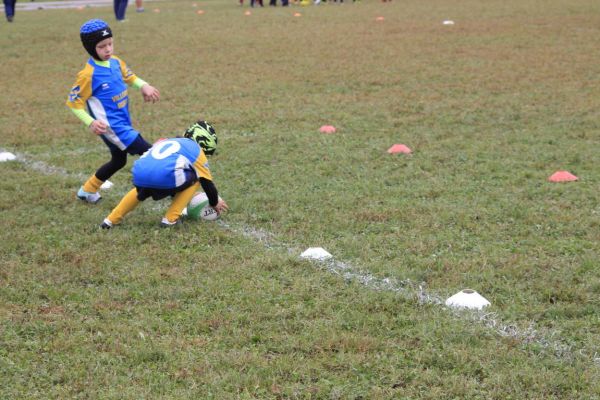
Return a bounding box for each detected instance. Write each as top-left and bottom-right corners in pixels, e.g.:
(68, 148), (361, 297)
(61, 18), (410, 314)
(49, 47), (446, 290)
(89, 120), (108, 135)
(214, 198), (229, 215)
(141, 84), (160, 103)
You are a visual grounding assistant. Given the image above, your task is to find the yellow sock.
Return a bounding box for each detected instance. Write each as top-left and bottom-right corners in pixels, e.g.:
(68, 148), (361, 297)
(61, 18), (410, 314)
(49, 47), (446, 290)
(165, 183), (200, 223)
(82, 175), (104, 193)
(106, 188), (141, 225)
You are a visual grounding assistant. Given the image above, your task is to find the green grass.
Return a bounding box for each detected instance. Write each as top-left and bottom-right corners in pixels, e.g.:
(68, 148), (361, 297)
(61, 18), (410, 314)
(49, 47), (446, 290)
(1, 0), (600, 398)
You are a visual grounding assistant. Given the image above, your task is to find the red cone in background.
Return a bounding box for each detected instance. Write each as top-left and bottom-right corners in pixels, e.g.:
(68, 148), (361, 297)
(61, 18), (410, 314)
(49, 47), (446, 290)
(319, 125), (336, 134)
(548, 171), (578, 182)
(387, 144), (412, 154)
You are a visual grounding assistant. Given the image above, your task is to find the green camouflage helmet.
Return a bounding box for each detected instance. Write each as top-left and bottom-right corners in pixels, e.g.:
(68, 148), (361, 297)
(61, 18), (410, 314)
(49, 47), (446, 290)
(184, 120), (218, 156)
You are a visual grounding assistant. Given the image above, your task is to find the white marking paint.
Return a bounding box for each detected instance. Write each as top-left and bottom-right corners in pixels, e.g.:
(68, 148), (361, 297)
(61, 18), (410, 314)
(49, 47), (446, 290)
(0, 148), (87, 179)
(4, 0), (158, 12)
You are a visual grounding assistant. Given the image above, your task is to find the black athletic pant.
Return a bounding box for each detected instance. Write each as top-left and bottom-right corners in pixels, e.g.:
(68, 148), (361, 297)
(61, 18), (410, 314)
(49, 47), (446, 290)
(96, 134), (151, 182)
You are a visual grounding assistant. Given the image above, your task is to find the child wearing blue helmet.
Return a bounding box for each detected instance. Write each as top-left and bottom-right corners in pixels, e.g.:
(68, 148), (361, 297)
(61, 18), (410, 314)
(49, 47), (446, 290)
(66, 19), (160, 204)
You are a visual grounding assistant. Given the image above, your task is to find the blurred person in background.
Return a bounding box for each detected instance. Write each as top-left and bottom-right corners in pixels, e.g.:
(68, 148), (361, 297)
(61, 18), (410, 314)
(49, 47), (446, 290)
(136, 0), (144, 12)
(3, 0), (16, 22)
(114, 0), (128, 21)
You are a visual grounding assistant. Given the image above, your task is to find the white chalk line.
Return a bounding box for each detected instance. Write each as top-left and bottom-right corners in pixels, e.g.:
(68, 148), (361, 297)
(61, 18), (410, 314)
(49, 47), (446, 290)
(2, 147), (598, 366)
(1, 148), (89, 181)
(3, 0), (159, 12)
(218, 219), (598, 366)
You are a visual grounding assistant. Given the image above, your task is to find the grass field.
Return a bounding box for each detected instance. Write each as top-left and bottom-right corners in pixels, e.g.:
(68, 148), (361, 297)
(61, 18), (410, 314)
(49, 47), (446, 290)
(1, 0), (600, 398)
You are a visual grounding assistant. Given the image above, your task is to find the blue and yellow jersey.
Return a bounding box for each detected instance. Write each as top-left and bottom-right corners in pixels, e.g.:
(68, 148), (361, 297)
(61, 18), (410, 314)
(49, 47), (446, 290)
(132, 138), (213, 189)
(66, 56), (139, 150)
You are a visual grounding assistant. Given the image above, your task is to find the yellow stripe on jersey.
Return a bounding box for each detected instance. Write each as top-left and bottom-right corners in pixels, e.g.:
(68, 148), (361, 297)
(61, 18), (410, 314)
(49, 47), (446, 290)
(66, 63), (94, 110)
(192, 150), (213, 181)
(113, 55), (138, 86)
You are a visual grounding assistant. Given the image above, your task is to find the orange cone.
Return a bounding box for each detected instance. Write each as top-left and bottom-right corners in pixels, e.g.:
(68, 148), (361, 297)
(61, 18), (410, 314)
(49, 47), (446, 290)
(387, 144), (412, 154)
(548, 171), (578, 182)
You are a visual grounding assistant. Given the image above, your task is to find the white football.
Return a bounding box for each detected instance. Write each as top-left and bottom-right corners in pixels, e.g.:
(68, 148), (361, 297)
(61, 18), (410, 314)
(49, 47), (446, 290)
(186, 192), (219, 221)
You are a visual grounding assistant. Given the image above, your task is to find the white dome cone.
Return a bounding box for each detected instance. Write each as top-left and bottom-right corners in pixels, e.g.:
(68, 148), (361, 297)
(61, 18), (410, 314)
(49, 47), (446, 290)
(100, 180), (114, 190)
(0, 152), (16, 162)
(445, 289), (490, 310)
(300, 247), (332, 261)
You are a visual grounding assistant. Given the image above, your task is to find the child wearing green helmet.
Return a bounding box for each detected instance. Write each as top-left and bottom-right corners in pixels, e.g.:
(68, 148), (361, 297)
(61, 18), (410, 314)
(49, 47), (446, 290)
(101, 120), (228, 228)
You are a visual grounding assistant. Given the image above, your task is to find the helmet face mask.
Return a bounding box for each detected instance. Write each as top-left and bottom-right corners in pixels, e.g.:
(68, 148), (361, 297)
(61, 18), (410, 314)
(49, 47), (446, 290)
(184, 121), (217, 155)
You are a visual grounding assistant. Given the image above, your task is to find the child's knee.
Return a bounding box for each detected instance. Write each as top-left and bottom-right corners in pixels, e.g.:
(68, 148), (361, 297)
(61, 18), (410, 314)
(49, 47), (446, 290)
(111, 154), (128, 170)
